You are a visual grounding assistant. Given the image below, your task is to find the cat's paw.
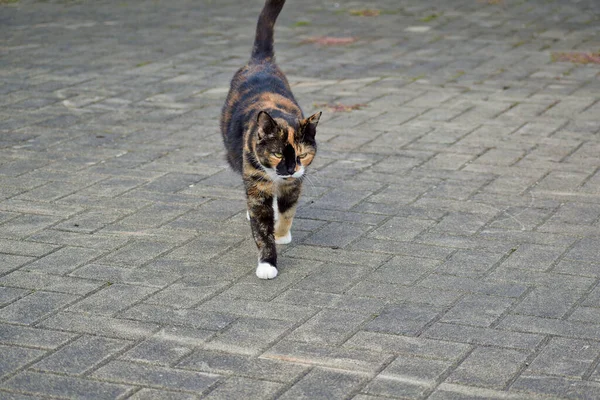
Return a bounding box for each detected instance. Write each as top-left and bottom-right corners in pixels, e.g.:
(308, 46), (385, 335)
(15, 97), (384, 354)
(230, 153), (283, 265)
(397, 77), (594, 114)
(275, 231), (292, 244)
(256, 262), (278, 279)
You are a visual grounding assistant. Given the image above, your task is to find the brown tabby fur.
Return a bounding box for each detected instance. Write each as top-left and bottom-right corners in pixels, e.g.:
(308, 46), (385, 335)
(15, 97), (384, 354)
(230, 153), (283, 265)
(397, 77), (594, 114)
(220, 0), (321, 279)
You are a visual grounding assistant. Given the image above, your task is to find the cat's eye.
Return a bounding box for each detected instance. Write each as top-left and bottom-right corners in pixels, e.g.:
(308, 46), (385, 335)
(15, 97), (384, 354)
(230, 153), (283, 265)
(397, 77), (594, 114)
(298, 153), (308, 158)
(273, 152), (283, 158)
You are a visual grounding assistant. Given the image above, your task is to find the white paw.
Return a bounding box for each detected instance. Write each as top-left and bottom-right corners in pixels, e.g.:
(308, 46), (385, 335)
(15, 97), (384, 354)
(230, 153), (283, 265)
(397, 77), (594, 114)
(256, 262), (278, 279)
(246, 210), (250, 221)
(275, 231), (292, 244)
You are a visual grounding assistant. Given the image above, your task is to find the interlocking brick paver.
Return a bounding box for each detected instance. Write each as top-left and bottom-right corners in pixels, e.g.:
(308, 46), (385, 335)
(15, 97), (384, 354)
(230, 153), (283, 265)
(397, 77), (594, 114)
(1, 371), (133, 400)
(178, 349), (307, 383)
(423, 323), (545, 351)
(204, 376), (284, 400)
(0, 323), (75, 349)
(365, 303), (440, 336)
(2, 0), (600, 398)
(264, 341), (392, 373)
(33, 335), (130, 375)
(0, 290), (78, 325)
(511, 375), (600, 399)
(279, 368), (366, 400)
(92, 360), (220, 393)
(121, 337), (193, 366)
(128, 389), (198, 400)
(0, 345), (45, 379)
(446, 347), (529, 390)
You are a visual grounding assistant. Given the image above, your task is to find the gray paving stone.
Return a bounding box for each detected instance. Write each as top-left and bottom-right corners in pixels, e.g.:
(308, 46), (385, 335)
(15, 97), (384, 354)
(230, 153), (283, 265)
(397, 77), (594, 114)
(349, 280), (462, 307)
(0, 390), (42, 400)
(436, 249), (505, 278)
(121, 303), (235, 331)
(349, 238), (455, 260)
(0, 287), (30, 307)
(527, 337), (600, 379)
(501, 243), (565, 271)
(287, 309), (372, 345)
(511, 375), (600, 400)
(39, 312), (160, 340)
(447, 346), (529, 390)
(279, 368), (367, 400)
(165, 235), (243, 262)
(144, 279), (229, 308)
(303, 222), (370, 248)
(430, 383), (534, 400)
(498, 314), (600, 341)
(97, 240), (175, 267)
(28, 230), (129, 251)
(71, 263), (181, 288)
(283, 245), (390, 266)
(363, 375), (432, 399)
(264, 341), (392, 373)
(33, 335), (130, 375)
(203, 376), (284, 400)
(196, 296), (315, 322)
(177, 349), (307, 383)
(0, 323), (75, 349)
(440, 294), (516, 327)
(368, 217), (435, 242)
(554, 259), (600, 278)
(294, 263), (371, 294)
(25, 247), (105, 275)
(203, 317), (295, 356)
(121, 337), (193, 366)
(369, 255), (442, 285)
(92, 360), (220, 393)
(273, 289), (386, 315)
(344, 331), (470, 361)
(220, 271), (309, 302)
(380, 355), (453, 384)
(1, 371), (133, 399)
(564, 237), (600, 264)
(0, 291), (78, 325)
(365, 303), (441, 336)
(513, 286), (584, 319)
(487, 268), (594, 292)
(68, 283), (157, 316)
(423, 322), (545, 351)
(128, 388), (198, 400)
(0, 344), (46, 379)
(0, 214), (61, 240)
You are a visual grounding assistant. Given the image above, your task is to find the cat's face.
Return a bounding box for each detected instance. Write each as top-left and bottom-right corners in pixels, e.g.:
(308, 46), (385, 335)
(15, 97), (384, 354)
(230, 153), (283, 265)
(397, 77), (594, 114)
(254, 111), (321, 181)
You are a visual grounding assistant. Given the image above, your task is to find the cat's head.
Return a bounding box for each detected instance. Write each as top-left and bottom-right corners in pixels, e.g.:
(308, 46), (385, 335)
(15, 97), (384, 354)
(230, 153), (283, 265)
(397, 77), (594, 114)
(253, 110), (321, 181)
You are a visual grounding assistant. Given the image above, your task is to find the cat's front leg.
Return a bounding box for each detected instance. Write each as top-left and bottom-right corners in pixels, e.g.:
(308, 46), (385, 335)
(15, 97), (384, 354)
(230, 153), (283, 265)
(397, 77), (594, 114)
(247, 192), (278, 279)
(275, 183), (301, 245)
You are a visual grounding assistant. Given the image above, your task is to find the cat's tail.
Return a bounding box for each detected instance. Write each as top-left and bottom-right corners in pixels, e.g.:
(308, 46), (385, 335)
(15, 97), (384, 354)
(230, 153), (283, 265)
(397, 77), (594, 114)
(251, 0), (286, 62)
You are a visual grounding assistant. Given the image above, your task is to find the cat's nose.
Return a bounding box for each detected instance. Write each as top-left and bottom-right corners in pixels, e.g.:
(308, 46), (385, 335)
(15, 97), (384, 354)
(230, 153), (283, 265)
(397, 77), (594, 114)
(287, 165), (296, 175)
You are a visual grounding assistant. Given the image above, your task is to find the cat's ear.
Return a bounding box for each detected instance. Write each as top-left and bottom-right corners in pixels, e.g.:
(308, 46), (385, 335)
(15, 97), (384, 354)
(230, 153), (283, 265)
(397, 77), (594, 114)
(301, 111), (322, 139)
(257, 111), (277, 140)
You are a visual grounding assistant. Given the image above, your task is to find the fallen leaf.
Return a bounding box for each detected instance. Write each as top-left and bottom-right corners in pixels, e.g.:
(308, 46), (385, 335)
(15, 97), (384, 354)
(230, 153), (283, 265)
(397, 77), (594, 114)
(551, 52), (600, 64)
(314, 103), (367, 112)
(303, 36), (357, 46)
(349, 9), (381, 17)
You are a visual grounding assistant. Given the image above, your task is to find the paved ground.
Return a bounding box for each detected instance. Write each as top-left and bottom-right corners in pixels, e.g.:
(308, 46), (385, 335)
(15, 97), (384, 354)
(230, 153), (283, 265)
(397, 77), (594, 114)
(1, 0), (600, 398)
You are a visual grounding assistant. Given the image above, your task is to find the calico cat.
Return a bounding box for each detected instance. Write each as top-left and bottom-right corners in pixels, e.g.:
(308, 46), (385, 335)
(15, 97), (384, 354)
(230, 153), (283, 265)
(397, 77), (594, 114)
(220, 0), (321, 279)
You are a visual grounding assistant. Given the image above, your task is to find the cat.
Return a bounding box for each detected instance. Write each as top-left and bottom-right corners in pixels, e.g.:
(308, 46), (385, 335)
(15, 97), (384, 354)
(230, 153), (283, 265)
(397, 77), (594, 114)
(220, 0), (321, 279)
